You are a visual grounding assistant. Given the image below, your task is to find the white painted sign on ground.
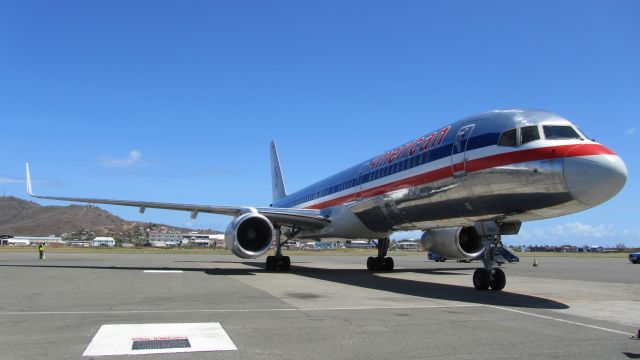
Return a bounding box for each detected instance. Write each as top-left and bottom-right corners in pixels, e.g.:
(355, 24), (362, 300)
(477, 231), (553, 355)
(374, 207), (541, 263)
(83, 322), (237, 356)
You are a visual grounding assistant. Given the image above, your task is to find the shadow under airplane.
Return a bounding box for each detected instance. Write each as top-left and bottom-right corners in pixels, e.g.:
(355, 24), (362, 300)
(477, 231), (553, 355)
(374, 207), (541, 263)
(0, 262), (568, 310)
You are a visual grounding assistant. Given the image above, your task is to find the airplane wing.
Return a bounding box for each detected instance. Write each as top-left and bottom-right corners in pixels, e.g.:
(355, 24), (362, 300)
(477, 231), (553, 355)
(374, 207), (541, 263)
(25, 163), (330, 229)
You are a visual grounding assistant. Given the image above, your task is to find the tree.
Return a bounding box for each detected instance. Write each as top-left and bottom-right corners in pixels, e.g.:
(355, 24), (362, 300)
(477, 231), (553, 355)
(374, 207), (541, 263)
(615, 243), (627, 251)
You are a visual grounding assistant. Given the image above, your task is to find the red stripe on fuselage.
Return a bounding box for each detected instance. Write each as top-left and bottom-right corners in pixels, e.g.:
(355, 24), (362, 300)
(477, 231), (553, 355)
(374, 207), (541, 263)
(304, 143), (615, 210)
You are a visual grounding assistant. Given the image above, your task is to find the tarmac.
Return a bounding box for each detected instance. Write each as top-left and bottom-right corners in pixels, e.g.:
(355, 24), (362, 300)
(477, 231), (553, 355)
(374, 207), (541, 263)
(0, 251), (638, 359)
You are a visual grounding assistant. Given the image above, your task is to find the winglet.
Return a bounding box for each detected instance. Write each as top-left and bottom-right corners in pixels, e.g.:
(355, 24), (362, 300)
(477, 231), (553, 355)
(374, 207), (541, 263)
(25, 162), (34, 196)
(270, 141), (287, 203)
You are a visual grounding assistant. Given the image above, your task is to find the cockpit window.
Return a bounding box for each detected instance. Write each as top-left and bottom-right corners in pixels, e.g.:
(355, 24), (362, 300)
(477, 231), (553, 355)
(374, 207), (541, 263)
(520, 126), (540, 144)
(543, 125), (582, 140)
(498, 129), (517, 146)
(577, 128), (590, 140)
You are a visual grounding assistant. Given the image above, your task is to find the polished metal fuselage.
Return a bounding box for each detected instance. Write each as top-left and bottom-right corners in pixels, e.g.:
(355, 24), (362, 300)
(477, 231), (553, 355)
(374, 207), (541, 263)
(290, 109), (623, 240)
(348, 158), (574, 232)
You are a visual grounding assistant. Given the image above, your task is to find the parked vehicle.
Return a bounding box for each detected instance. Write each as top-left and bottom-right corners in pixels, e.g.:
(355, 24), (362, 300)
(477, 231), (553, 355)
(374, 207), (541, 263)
(428, 248), (520, 264)
(499, 248), (520, 263)
(428, 252), (447, 262)
(629, 252), (640, 264)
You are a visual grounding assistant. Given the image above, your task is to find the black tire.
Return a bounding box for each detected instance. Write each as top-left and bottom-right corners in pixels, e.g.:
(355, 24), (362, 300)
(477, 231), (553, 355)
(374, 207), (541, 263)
(281, 256), (291, 271)
(367, 257), (375, 271)
(490, 268), (506, 291)
(473, 268), (491, 290)
(265, 256), (276, 271)
(384, 257), (394, 271)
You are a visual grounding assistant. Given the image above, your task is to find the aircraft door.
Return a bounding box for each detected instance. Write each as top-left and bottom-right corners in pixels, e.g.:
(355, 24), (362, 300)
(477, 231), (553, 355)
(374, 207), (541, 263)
(356, 164), (368, 201)
(451, 124), (475, 176)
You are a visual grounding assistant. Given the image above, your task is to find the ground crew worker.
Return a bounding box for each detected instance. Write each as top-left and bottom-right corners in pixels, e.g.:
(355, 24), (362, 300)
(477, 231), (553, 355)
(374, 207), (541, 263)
(38, 243), (45, 260)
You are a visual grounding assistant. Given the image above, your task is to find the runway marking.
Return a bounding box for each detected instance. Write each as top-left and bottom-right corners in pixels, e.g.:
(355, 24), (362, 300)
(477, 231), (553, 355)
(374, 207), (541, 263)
(487, 305), (631, 335)
(143, 270), (183, 273)
(0, 304), (480, 316)
(1, 304), (632, 336)
(83, 323), (236, 356)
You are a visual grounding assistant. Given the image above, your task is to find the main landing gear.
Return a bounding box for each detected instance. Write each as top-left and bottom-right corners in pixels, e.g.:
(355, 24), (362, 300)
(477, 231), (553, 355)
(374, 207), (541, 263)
(367, 237), (394, 271)
(472, 222), (506, 291)
(265, 227), (293, 272)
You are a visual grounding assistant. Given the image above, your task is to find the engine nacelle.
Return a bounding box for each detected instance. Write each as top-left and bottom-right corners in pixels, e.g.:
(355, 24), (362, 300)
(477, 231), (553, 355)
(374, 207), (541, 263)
(421, 227), (484, 260)
(225, 213), (274, 259)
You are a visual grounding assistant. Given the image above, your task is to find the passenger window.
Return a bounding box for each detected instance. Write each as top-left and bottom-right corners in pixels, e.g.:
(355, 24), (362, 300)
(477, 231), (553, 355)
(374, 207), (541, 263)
(520, 126), (540, 144)
(543, 125), (582, 140)
(498, 129), (517, 146)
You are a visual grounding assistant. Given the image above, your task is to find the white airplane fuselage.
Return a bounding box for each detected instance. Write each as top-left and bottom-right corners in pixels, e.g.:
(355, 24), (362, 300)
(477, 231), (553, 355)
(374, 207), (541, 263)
(272, 109), (627, 240)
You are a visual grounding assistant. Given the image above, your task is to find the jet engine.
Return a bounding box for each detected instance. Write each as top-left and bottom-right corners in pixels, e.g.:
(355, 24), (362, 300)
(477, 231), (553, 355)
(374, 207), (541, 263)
(225, 212), (274, 259)
(421, 227), (484, 260)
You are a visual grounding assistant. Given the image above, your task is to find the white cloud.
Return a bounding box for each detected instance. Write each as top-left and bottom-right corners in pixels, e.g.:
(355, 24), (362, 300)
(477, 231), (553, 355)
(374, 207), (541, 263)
(0, 176), (24, 184)
(551, 222), (607, 238)
(625, 128), (636, 136)
(100, 150), (143, 167)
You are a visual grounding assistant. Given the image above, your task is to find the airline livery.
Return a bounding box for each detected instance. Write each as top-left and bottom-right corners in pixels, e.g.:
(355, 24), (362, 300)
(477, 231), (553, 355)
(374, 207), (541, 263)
(26, 109), (627, 291)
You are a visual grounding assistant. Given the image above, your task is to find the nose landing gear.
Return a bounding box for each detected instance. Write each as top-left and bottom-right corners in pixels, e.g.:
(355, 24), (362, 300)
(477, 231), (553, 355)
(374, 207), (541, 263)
(473, 222), (507, 291)
(473, 268), (506, 290)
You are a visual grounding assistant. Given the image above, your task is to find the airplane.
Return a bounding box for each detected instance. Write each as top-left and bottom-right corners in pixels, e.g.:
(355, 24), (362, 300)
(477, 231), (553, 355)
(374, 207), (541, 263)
(25, 109), (627, 291)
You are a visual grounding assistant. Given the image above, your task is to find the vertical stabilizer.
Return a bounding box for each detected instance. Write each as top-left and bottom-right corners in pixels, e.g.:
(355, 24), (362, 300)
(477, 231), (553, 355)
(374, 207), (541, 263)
(25, 162), (34, 196)
(270, 141), (287, 203)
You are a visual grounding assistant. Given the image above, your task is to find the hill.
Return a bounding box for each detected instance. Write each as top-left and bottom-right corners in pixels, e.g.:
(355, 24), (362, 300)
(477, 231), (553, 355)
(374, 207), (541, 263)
(0, 196), (212, 237)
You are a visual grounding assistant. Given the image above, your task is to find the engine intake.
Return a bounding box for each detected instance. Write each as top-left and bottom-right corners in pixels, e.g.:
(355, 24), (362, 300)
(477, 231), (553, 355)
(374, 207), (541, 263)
(421, 227), (484, 260)
(226, 213), (274, 259)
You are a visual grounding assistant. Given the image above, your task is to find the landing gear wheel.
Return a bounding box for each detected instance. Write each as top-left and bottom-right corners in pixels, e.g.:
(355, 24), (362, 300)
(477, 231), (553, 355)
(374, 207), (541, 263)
(384, 257), (394, 271)
(266, 256), (277, 271)
(490, 268), (506, 291)
(367, 257), (375, 271)
(367, 257), (394, 271)
(368, 237), (394, 272)
(279, 256), (291, 271)
(266, 256), (291, 272)
(473, 268), (491, 290)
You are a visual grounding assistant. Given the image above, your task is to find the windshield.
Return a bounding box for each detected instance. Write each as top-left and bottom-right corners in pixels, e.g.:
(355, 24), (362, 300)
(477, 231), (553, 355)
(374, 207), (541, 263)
(498, 129), (517, 146)
(543, 125), (582, 140)
(521, 126), (540, 144)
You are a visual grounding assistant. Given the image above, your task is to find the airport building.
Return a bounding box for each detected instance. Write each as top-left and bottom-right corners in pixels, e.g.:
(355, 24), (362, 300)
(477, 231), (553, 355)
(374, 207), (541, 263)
(344, 240), (375, 249)
(395, 239), (422, 251)
(147, 231), (225, 248)
(91, 237), (116, 247)
(0, 235), (65, 246)
(67, 240), (92, 247)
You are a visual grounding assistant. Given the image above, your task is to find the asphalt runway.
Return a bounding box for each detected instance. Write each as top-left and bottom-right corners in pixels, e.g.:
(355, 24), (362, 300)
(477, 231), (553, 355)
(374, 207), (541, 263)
(0, 251), (638, 359)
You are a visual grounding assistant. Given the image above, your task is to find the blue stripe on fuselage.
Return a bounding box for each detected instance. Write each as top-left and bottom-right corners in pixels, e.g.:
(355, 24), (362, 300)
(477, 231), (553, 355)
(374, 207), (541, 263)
(273, 116), (514, 209)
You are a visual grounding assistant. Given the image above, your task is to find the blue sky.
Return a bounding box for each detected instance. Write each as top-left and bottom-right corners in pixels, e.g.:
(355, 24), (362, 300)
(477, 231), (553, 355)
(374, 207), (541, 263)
(1, 1), (638, 246)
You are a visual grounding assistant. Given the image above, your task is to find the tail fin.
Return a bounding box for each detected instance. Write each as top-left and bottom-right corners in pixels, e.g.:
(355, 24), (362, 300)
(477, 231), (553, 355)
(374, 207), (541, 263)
(270, 141), (287, 203)
(25, 162), (34, 196)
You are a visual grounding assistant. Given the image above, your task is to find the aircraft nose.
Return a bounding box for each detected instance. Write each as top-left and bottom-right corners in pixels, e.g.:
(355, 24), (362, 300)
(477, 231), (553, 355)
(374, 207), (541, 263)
(564, 148), (627, 206)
